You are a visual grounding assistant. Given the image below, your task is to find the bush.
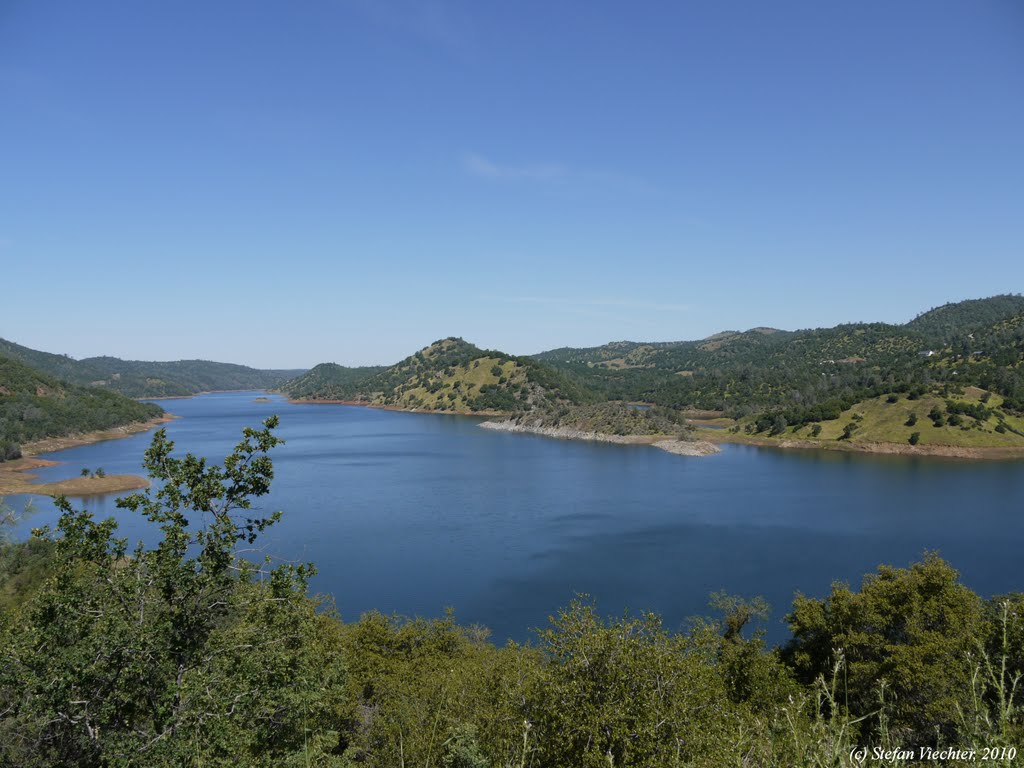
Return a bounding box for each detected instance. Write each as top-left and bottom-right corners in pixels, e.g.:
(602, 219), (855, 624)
(909, 432), (920, 445)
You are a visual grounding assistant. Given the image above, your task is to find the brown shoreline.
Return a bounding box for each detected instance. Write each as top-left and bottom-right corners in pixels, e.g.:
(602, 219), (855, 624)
(1, 415), (176, 497)
(19, 415), (177, 457)
(699, 428), (1024, 461)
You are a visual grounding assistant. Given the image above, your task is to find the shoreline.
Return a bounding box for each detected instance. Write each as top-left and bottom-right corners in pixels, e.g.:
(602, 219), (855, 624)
(479, 420), (720, 457)
(699, 429), (1024, 461)
(19, 415), (177, 458)
(286, 398), (507, 417)
(0, 458), (150, 497)
(0, 415), (176, 497)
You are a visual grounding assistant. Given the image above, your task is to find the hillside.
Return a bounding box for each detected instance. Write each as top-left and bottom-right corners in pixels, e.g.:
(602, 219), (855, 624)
(283, 337), (591, 414)
(532, 296), (1024, 432)
(723, 385), (1024, 453)
(0, 338), (304, 398)
(282, 363), (388, 400)
(0, 355), (164, 460)
(497, 402), (693, 437)
(906, 294), (1024, 343)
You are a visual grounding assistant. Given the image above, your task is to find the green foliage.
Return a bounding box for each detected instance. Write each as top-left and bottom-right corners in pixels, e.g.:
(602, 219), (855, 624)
(0, 418), (346, 767)
(0, 354), (164, 460)
(532, 297), (1024, 440)
(908, 431), (921, 445)
(504, 401), (693, 437)
(906, 295), (1024, 343)
(529, 599), (735, 767)
(0, 337), (303, 398)
(783, 553), (985, 746)
(286, 338), (591, 414)
(0, 499), (52, 613)
(279, 362), (387, 400)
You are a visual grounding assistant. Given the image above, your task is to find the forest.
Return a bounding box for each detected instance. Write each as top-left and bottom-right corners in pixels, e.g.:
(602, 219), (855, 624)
(0, 356), (164, 461)
(0, 338), (303, 399)
(1, 420), (1021, 767)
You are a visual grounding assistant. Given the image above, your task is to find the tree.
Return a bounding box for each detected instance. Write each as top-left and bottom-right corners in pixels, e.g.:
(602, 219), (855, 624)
(783, 554), (984, 746)
(908, 432), (921, 445)
(0, 417), (347, 767)
(529, 599), (734, 767)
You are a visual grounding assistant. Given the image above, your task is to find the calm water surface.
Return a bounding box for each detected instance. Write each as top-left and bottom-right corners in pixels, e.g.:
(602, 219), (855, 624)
(9, 392), (1024, 644)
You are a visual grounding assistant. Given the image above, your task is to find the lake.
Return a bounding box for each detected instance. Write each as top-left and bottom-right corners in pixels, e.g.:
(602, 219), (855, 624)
(8, 391), (1024, 645)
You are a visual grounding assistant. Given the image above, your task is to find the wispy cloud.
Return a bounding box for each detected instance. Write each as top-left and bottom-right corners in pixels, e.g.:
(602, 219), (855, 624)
(462, 152), (656, 194)
(343, 0), (474, 56)
(463, 153), (568, 181)
(480, 295), (691, 313)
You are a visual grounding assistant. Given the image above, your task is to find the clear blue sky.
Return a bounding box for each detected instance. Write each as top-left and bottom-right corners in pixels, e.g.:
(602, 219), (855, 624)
(2, 1), (1022, 368)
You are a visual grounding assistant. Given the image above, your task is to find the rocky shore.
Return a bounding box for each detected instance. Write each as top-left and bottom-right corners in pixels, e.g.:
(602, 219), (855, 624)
(479, 419), (720, 456)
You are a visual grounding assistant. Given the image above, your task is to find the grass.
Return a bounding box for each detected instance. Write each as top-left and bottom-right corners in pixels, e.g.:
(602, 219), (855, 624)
(780, 388), (1024, 448)
(384, 356), (524, 412)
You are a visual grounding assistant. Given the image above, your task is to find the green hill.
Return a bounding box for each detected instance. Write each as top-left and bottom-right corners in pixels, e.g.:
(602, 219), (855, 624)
(906, 294), (1024, 343)
(0, 338), (305, 398)
(281, 363), (387, 400)
(0, 355), (164, 460)
(284, 337), (592, 414)
(731, 386), (1024, 451)
(532, 296), (1024, 441)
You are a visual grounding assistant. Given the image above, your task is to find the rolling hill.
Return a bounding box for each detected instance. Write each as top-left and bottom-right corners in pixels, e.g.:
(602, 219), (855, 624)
(281, 337), (592, 414)
(0, 355), (164, 460)
(532, 296), (1024, 425)
(282, 363), (388, 400)
(0, 338), (305, 398)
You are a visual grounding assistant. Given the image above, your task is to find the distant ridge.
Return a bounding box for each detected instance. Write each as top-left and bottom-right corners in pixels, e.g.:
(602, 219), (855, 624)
(528, 295), (1024, 435)
(0, 338), (305, 399)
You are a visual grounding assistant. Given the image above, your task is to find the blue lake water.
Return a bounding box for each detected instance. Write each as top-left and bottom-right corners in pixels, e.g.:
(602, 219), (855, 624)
(8, 391), (1024, 645)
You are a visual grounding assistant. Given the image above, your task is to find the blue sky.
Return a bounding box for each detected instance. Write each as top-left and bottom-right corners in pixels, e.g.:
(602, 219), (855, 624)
(1, 1), (1022, 368)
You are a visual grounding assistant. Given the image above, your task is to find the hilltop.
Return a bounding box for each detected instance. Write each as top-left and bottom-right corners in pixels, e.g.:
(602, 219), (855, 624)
(529, 295), (1024, 454)
(281, 337), (591, 414)
(0, 338), (304, 399)
(0, 354), (164, 460)
(906, 294), (1024, 342)
(282, 363), (388, 401)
